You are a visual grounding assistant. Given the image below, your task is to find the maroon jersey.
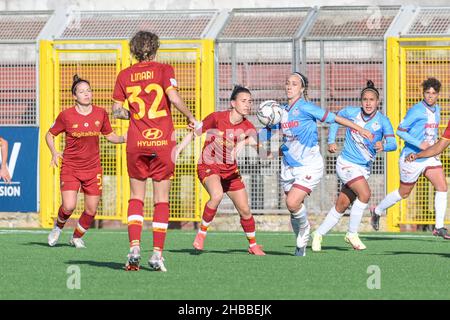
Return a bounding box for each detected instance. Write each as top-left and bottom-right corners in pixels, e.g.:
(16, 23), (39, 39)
(442, 120), (450, 140)
(49, 105), (113, 170)
(199, 110), (257, 173)
(113, 61), (177, 154)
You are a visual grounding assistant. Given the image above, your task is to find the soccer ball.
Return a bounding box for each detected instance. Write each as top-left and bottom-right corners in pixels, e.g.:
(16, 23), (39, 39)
(256, 100), (283, 127)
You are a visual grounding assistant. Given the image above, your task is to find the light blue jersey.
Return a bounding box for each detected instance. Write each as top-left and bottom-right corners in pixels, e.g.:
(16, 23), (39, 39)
(259, 98), (336, 167)
(328, 107), (397, 168)
(397, 101), (440, 163)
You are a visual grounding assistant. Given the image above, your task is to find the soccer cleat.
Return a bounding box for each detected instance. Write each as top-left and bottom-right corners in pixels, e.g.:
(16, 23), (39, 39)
(148, 253), (167, 272)
(294, 246), (306, 256)
(193, 232), (206, 251)
(125, 246), (141, 271)
(432, 227), (450, 240)
(344, 232), (366, 250)
(296, 223), (310, 248)
(48, 226), (62, 247)
(311, 231), (322, 252)
(69, 237), (86, 249)
(248, 244), (265, 256)
(370, 206), (380, 231)
(294, 222), (310, 256)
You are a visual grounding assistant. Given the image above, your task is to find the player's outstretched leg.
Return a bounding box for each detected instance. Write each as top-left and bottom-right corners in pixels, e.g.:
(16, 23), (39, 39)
(344, 232), (366, 250)
(290, 204), (309, 256)
(69, 210), (95, 249)
(241, 216), (265, 256)
(370, 206), (380, 231)
(125, 199), (144, 271)
(193, 205), (217, 251)
(312, 206), (343, 252)
(148, 202), (169, 272)
(125, 246), (141, 271)
(48, 206), (73, 247)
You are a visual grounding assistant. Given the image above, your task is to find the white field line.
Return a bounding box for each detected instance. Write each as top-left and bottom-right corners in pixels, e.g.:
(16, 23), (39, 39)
(0, 229), (437, 239)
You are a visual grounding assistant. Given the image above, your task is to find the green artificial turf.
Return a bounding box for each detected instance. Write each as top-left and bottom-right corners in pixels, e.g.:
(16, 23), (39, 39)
(0, 229), (449, 300)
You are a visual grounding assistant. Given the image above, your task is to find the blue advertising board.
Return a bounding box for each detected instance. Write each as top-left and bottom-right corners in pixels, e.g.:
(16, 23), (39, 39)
(0, 127), (39, 212)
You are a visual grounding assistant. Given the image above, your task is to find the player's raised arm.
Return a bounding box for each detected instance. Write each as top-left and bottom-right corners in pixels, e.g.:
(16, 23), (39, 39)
(378, 117), (397, 153)
(411, 138), (450, 161)
(335, 115), (373, 141)
(327, 108), (349, 153)
(174, 131), (194, 162)
(167, 89), (197, 129)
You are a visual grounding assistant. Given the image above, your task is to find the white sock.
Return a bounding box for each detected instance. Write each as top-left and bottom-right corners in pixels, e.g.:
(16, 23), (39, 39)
(375, 190), (402, 215)
(316, 206), (342, 236)
(348, 199), (368, 234)
(290, 204), (307, 237)
(435, 191), (447, 229)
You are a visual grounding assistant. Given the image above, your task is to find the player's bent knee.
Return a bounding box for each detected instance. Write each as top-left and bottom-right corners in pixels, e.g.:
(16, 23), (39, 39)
(358, 192), (371, 204)
(209, 193), (224, 206)
(63, 206), (76, 214)
(286, 201), (301, 214)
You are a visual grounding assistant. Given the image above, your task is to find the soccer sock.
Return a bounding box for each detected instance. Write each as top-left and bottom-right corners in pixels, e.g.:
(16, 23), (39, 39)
(127, 199), (144, 248)
(434, 191), (447, 229)
(240, 216), (257, 247)
(290, 204), (307, 238)
(316, 206), (342, 236)
(348, 199), (368, 234)
(152, 202), (170, 256)
(199, 204), (217, 235)
(56, 206), (73, 229)
(375, 189), (402, 216)
(73, 211), (95, 238)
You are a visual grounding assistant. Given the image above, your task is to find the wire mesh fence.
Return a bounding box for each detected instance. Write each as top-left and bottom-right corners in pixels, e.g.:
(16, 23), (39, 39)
(0, 12), (52, 126)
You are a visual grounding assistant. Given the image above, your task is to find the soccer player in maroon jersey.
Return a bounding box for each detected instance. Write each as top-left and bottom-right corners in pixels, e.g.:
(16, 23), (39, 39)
(0, 136), (11, 183)
(112, 31), (197, 271)
(176, 86), (268, 255)
(46, 75), (126, 248)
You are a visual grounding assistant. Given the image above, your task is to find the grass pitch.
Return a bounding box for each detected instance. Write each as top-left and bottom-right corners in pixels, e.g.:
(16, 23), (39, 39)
(0, 229), (449, 300)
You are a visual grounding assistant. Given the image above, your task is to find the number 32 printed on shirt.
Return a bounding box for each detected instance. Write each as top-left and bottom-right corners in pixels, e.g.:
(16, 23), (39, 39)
(126, 83), (168, 120)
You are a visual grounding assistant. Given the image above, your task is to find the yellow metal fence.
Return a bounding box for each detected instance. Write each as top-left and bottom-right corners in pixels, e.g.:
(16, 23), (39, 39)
(39, 40), (214, 228)
(386, 37), (450, 230)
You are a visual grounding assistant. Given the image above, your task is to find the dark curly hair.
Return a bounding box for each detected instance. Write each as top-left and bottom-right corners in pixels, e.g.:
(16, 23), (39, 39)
(422, 77), (441, 93)
(129, 31), (160, 62)
(71, 74), (90, 95)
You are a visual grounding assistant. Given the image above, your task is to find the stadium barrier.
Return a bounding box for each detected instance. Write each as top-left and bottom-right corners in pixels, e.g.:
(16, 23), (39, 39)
(1, 7), (450, 230)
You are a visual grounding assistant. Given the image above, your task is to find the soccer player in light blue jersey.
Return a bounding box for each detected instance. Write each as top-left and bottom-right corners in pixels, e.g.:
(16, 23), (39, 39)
(259, 72), (373, 256)
(311, 81), (397, 251)
(369, 77), (450, 240)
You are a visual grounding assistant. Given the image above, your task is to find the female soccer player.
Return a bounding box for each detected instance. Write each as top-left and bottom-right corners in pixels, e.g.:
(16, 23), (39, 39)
(311, 81), (397, 251)
(370, 77), (449, 240)
(259, 72), (373, 256)
(47, 74), (126, 248)
(177, 85), (268, 256)
(112, 31), (197, 271)
(0, 136), (11, 183)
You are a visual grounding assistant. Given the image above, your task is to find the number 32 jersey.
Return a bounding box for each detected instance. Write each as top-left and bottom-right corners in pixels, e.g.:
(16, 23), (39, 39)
(113, 61), (178, 153)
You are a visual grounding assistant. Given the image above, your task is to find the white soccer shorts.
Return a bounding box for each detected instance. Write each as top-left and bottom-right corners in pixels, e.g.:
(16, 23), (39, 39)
(336, 155), (370, 186)
(280, 158), (324, 194)
(399, 155), (442, 184)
